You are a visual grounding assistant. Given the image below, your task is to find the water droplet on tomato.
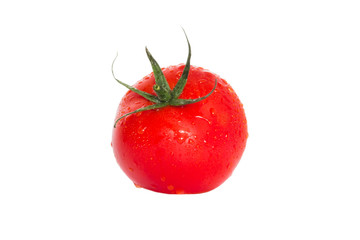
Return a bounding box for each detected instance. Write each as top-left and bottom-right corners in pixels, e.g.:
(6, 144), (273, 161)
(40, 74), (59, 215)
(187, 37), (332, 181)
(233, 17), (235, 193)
(176, 71), (182, 79)
(195, 116), (211, 125)
(175, 189), (185, 194)
(175, 130), (189, 144)
(137, 126), (147, 134)
(177, 136), (186, 144)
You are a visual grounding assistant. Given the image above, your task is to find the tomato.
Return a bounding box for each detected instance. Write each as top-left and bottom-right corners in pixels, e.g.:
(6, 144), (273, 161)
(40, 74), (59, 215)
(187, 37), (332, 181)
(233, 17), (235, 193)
(111, 31), (248, 194)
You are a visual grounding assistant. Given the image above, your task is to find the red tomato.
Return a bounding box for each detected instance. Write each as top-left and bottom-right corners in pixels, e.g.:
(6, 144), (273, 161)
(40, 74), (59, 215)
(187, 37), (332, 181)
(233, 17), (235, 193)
(112, 63), (248, 194)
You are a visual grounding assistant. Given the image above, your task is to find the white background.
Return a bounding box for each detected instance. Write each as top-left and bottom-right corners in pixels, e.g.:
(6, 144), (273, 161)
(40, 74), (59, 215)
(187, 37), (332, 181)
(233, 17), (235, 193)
(1, 0), (359, 239)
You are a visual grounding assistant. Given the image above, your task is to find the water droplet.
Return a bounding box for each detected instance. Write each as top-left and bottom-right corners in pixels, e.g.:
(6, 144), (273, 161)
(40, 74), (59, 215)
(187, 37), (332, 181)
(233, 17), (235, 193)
(176, 71), (182, 79)
(177, 136), (186, 144)
(195, 116), (211, 125)
(175, 130), (189, 144)
(176, 189), (185, 194)
(137, 126), (147, 134)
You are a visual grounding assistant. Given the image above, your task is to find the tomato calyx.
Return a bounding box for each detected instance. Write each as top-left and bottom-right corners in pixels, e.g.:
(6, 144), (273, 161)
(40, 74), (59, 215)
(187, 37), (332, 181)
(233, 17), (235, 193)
(112, 29), (217, 128)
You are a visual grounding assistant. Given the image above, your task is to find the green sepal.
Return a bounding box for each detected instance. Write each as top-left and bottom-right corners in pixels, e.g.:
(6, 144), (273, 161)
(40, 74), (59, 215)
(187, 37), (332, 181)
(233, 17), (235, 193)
(172, 29), (191, 99)
(145, 47), (172, 101)
(169, 79), (218, 106)
(112, 53), (161, 104)
(113, 102), (168, 128)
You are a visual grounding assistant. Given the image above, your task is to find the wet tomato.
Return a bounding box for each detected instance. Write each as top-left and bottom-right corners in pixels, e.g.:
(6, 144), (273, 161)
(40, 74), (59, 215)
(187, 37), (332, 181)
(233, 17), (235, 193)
(111, 31), (247, 194)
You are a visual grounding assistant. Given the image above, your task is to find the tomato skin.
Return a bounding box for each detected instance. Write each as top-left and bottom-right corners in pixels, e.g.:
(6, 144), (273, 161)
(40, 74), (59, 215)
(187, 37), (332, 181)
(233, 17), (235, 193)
(112, 64), (248, 194)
